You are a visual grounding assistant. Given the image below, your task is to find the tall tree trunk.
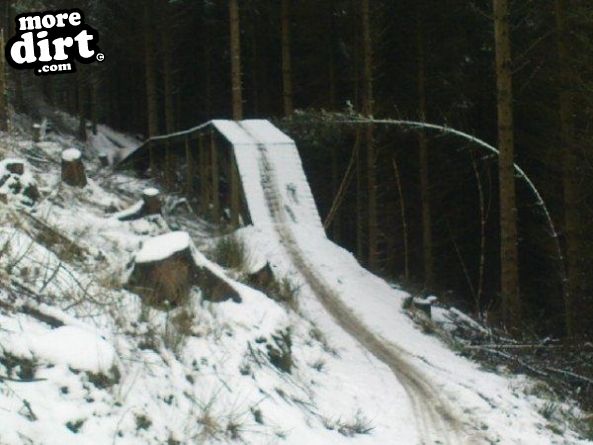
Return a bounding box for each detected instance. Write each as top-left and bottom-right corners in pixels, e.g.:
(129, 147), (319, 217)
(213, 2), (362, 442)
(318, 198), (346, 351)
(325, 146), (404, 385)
(356, 140), (365, 263)
(77, 70), (87, 141)
(327, 0), (336, 109)
(162, 27), (176, 134)
(555, 0), (582, 337)
(201, 6), (212, 117)
(361, 0), (378, 270)
(144, 5), (158, 137)
(493, 0), (521, 331)
(229, 0), (243, 120)
(6, 2), (22, 115)
(331, 145), (341, 241)
(0, 26), (7, 131)
(416, 6), (433, 288)
(281, 0), (293, 117)
(90, 72), (98, 135)
(249, 12), (259, 116)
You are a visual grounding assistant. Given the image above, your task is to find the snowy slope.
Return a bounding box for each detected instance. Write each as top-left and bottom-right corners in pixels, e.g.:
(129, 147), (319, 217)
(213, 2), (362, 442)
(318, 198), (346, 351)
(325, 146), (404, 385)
(0, 120), (589, 445)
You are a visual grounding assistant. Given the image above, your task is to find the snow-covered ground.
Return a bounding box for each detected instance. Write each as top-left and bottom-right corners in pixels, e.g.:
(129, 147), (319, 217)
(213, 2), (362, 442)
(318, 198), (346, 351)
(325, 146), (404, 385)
(0, 119), (589, 444)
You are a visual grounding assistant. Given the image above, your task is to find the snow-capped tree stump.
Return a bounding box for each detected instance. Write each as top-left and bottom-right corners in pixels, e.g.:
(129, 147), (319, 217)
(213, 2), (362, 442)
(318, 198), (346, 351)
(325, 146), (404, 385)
(408, 295), (437, 319)
(32, 123), (41, 142)
(98, 153), (109, 167)
(61, 149), (87, 188)
(142, 188), (161, 216)
(127, 231), (241, 308)
(127, 232), (197, 308)
(116, 188), (162, 221)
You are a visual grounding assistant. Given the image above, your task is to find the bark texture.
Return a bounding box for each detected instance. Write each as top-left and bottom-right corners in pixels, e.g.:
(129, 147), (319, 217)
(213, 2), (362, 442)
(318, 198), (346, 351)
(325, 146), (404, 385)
(61, 155), (87, 188)
(361, 0), (378, 270)
(281, 0), (294, 117)
(229, 0), (243, 120)
(0, 27), (7, 132)
(493, 0), (521, 330)
(555, 0), (585, 337)
(416, 7), (433, 288)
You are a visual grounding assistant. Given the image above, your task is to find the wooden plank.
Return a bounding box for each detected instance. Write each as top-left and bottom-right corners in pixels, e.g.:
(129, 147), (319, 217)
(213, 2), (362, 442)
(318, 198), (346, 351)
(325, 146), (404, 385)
(210, 131), (220, 220)
(199, 133), (209, 213)
(230, 153), (240, 227)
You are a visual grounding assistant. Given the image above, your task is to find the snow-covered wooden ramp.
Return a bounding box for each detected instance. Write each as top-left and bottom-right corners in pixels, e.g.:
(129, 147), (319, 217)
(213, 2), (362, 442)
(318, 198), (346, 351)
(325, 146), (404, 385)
(118, 119), (324, 235)
(214, 120), (323, 233)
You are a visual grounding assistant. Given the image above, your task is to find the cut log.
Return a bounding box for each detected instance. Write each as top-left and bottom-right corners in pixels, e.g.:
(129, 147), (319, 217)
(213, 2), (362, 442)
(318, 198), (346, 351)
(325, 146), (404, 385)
(127, 231), (241, 308)
(142, 188), (161, 215)
(61, 149), (87, 188)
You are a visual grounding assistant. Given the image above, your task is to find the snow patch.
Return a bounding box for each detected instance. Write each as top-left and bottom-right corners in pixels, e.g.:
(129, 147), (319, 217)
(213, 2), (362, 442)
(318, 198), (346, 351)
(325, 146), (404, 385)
(135, 231), (190, 263)
(61, 148), (81, 162)
(143, 187), (159, 197)
(19, 326), (115, 374)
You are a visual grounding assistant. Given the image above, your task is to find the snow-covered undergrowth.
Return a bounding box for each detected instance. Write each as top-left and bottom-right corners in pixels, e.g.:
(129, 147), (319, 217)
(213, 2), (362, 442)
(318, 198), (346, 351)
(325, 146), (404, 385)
(0, 120), (590, 445)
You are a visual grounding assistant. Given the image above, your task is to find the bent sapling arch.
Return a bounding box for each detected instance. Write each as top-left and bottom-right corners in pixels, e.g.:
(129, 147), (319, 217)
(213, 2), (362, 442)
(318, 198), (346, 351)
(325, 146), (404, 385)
(332, 118), (567, 310)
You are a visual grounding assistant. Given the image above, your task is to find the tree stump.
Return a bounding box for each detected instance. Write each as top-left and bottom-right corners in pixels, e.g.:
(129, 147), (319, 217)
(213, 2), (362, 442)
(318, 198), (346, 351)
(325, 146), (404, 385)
(61, 149), (87, 188)
(127, 231), (241, 308)
(116, 188), (162, 221)
(32, 123), (41, 142)
(128, 232), (197, 308)
(98, 153), (109, 167)
(410, 295), (437, 319)
(142, 188), (161, 215)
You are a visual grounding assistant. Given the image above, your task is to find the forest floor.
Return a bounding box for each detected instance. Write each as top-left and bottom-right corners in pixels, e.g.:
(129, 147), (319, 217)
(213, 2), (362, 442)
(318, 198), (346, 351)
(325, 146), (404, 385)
(422, 302), (593, 413)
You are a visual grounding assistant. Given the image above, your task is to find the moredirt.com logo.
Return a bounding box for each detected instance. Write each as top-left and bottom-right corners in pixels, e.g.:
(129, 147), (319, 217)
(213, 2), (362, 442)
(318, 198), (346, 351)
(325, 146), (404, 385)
(4, 9), (103, 76)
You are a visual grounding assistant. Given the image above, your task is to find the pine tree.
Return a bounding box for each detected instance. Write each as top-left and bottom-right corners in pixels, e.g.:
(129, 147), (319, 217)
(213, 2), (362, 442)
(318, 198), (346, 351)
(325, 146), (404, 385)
(229, 0), (243, 121)
(281, 0), (293, 117)
(493, 0), (521, 330)
(361, 0), (378, 270)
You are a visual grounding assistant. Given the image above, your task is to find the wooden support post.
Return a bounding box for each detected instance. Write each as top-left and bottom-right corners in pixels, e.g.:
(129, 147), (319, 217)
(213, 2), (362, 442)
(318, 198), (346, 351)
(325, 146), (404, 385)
(199, 134), (209, 213)
(185, 137), (193, 196)
(210, 131), (220, 221)
(230, 154), (240, 227)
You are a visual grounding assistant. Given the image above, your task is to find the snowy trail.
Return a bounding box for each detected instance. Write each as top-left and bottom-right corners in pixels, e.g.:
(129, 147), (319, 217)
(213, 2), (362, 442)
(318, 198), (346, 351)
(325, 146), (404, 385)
(235, 121), (477, 444)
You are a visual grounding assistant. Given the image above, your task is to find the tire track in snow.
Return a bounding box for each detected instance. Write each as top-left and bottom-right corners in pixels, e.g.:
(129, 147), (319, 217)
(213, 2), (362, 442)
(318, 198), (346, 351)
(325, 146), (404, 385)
(248, 136), (483, 445)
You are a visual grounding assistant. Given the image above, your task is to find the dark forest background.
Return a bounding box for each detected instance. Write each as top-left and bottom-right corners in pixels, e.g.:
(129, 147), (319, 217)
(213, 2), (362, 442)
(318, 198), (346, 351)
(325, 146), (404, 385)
(2, 0), (593, 339)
